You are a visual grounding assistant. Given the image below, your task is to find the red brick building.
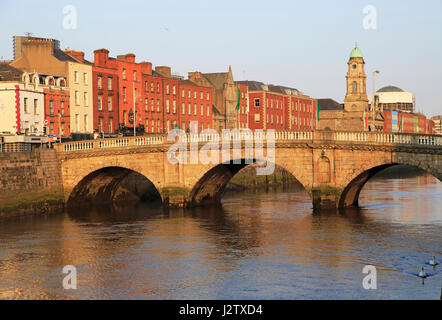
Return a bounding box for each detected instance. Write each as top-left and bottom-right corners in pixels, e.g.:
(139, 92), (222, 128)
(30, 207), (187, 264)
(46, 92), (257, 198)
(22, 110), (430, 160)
(177, 79), (213, 132)
(384, 111), (435, 134)
(236, 83), (249, 129)
(92, 49), (119, 134)
(237, 81), (316, 131)
(42, 75), (70, 137)
(92, 49), (213, 134)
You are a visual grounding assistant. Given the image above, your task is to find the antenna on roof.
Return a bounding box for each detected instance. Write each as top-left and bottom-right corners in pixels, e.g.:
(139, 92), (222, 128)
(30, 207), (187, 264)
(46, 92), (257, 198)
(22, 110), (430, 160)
(25, 32), (33, 37)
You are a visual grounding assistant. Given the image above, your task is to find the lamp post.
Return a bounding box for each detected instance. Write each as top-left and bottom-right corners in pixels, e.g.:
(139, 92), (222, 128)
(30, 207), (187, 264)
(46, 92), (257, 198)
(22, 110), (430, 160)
(372, 70), (380, 131)
(58, 113), (61, 143)
(132, 80), (140, 137)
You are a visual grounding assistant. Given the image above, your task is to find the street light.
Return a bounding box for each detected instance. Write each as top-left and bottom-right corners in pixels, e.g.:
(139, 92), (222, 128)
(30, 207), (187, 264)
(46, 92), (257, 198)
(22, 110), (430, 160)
(372, 70), (380, 131)
(132, 80), (140, 137)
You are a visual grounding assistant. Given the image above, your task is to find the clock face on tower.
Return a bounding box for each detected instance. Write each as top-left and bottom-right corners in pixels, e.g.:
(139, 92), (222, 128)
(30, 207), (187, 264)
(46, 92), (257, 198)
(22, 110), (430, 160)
(352, 64), (357, 69)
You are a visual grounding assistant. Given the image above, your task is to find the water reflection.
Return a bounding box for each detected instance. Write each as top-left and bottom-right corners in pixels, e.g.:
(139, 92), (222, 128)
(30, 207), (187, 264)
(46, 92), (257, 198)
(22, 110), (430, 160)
(0, 173), (441, 299)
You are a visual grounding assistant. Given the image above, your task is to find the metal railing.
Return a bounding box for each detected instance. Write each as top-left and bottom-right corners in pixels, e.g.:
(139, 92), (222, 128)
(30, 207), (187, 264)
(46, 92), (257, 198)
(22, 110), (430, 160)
(56, 130), (442, 153)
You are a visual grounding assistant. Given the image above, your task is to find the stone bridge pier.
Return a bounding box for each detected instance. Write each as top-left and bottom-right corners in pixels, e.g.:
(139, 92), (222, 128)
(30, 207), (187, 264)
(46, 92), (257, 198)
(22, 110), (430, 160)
(56, 131), (442, 211)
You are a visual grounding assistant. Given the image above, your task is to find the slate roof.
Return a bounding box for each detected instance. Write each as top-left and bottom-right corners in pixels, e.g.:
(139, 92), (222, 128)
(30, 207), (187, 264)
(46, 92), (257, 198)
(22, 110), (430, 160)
(53, 49), (78, 62)
(0, 64), (23, 81)
(317, 98), (344, 110)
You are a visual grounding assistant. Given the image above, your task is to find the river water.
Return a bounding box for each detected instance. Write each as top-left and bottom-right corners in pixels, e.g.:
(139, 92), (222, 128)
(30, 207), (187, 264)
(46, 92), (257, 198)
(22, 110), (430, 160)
(0, 173), (441, 300)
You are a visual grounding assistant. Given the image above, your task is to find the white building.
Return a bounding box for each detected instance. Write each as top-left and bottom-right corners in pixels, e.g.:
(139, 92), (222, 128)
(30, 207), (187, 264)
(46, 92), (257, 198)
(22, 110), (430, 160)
(373, 86), (415, 113)
(0, 65), (44, 135)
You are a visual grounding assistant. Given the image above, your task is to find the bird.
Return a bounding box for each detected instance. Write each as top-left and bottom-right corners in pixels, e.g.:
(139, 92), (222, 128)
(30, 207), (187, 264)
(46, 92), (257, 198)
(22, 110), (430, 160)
(429, 256), (439, 266)
(418, 266), (427, 278)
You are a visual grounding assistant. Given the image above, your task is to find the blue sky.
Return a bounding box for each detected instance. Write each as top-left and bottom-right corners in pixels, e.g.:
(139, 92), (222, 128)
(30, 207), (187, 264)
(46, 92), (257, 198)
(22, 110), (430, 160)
(1, 0), (441, 116)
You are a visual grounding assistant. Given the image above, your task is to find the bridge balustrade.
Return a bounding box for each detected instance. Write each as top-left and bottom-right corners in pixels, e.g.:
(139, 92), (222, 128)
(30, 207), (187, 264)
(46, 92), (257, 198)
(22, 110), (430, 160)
(57, 130), (442, 152)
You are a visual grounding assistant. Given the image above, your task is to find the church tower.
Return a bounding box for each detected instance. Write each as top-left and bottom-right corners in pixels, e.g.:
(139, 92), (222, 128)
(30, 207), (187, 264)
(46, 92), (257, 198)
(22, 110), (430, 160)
(344, 43), (369, 112)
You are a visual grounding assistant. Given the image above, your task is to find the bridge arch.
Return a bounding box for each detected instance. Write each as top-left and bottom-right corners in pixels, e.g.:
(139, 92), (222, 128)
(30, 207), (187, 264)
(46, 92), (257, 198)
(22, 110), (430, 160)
(67, 166), (162, 208)
(339, 161), (441, 208)
(189, 159), (310, 207)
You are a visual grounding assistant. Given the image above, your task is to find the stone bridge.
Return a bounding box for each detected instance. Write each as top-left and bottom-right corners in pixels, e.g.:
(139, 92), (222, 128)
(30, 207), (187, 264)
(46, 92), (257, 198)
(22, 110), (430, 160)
(54, 130), (442, 210)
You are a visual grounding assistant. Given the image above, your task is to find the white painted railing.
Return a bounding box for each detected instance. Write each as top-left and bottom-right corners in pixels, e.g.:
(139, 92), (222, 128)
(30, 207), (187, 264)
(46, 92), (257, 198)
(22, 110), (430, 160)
(57, 131), (442, 152)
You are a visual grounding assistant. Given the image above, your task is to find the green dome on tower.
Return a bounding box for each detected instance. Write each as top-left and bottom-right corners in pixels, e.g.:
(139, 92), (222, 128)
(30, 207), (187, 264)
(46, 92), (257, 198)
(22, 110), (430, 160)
(350, 43), (363, 58)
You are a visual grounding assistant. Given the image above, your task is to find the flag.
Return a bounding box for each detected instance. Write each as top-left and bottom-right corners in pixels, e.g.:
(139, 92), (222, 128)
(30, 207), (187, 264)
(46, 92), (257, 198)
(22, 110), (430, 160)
(316, 100), (320, 121)
(235, 89), (241, 110)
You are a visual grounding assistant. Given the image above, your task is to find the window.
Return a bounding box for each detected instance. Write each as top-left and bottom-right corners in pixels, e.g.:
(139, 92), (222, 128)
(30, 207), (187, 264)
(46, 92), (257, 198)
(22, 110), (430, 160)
(74, 71), (79, 83)
(188, 103), (191, 115)
(254, 98), (260, 107)
(182, 89), (185, 98)
(201, 104), (204, 116)
(188, 90), (191, 98)
(193, 91), (197, 99)
(60, 122), (65, 136)
(166, 100), (170, 113)
(122, 69), (126, 80)
(75, 114), (79, 132)
(166, 84), (170, 95)
(207, 105), (210, 117)
(156, 99), (160, 112)
(83, 73), (88, 85)
(50, 122), (54, 134)
(84, 92), (88, 106)
(200, 92), (203, 100)
(108, 77), (112, 90)
(194, 103), (197, 115)
(157, 119), (160, 132)
(151, 98), (154, 111)
(254, 113), (260, 123)
(123, 111), (127, 125)
(84, 114), (88, 131)
(150, 82), (154, 92)
(49, 100), (54, 115)
(34, 99), (38, 115)
(98, 96), (103, 111)
(98, 117), (103, 133)
(145, 98), (148, 112)
(173, 100), (176, 114)
(123, 87), (127, 102)
(156, 82), (160, 93)
(24, 98), (29, 113)
(144, 81), (148, 92)
(352, 81), (357, 94)
(133, 71), (137, 81)
(182, 103), (185, 115)
(173, 86), (176, 95)
(97, 76), (102, 89)
(166, 120), (170, 131)
(108, 96), (112, 111)
(108, 118), (113, 133)
(206, 92), (210, 101)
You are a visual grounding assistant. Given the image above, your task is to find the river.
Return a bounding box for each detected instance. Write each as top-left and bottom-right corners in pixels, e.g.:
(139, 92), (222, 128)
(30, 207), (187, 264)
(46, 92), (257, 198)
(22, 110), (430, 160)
(0, 172), (441, 300)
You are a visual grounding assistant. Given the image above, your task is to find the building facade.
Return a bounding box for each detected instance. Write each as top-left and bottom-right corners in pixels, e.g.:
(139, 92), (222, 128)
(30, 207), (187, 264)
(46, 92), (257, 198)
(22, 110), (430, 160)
(92, 49), (119, 134)
(188, 67), (238, 131)
(431, 115), (442, 135)
(0, 64), (45, 135)
(374, 86), (415, 113)
(10, 38), (94, 135)
(238, 81), (316, 131)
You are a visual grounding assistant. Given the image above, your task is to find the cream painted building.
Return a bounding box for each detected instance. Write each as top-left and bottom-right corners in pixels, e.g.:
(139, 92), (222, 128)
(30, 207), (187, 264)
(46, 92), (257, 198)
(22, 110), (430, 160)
(371, 86), (415, 113)
(0, 65), (44, 135)
(66, 60), (93, 133)
(10, 37), (94, 134)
